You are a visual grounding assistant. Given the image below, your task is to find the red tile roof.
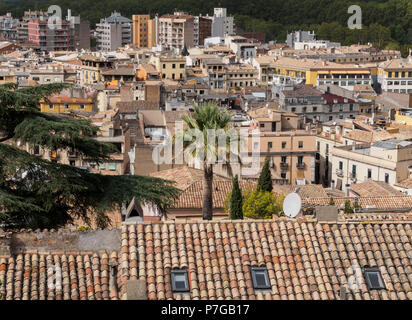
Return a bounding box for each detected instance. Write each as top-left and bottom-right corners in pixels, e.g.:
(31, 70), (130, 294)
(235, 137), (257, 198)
(2, 218), (412, 300)
(322, 92), (355, 104)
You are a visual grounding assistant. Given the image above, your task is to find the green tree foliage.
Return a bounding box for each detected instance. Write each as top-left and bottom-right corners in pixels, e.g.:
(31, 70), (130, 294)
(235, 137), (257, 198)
(329, 197), (335, 206)
(0, 83), (180, 229)
(243, 190), (284, 219)
(229, 175), (243, 220)
(344, 200), (353, 213)
(180, 103), (232, 220)
(257, 157), (273, 193)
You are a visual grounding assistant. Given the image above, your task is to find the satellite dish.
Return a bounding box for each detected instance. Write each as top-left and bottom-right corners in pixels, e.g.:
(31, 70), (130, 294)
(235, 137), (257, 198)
(283, 192), (302, 218)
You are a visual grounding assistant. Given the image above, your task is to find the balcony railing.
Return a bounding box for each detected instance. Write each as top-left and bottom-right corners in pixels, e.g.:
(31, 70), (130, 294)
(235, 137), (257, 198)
(296, 162), (305, 169)
(336, 169), (343, 177)
(280, 162), (289, 170)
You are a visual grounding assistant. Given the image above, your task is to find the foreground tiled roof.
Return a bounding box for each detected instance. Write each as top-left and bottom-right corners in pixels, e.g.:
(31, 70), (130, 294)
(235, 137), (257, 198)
(2, 218), (412, 300)
(119, 219), (412, 300)
(0, 252), (121, 300)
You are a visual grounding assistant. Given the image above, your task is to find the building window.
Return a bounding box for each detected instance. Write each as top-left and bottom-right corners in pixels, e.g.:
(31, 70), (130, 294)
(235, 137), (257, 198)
(80, 104), (85, 109)
(172, 64), (176, 69)
(108, 163), (116, 171)
(180, 64), (184, 68)
(281, 156), (287, 163)
(281, 172), (286, 179)
(367, 169), (372, 179)
(317, 141), (320, 151)
(268, 142), (272, 149)
(250, 267), (270, 290)
(339, 161), (343, 170)
(364, 267), (386, 290)
(282, 141), (286, 149)
(385, 173), (389, 184)
(298, 141), (303, 148)
(260, 123), (265, 128)
(171, 270), (190, 292)
(99, 163), (106, 170)
(297, 156), (303, 165)
(352, 165), (356, 177)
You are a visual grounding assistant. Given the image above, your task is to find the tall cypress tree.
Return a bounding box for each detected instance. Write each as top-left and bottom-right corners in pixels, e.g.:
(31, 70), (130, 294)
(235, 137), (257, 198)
(0, 83), (180, 229)
(257, 157), (273, 193)
(230, 175), (243, 220)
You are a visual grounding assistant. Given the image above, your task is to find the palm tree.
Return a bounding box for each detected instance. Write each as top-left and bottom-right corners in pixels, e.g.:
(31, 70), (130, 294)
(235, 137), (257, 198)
(180, 103), (232, 220)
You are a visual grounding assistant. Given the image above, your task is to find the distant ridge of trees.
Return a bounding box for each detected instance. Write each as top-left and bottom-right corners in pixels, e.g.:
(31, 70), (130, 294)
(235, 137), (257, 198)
(1, 0), (410, 52)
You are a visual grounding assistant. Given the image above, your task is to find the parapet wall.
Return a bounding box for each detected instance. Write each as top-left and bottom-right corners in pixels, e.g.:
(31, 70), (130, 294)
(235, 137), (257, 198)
(0, 228), (121, 256)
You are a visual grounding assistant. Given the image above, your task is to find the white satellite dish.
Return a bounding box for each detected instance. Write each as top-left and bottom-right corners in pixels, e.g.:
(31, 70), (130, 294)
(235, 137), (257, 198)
(283, 192), (302, 218)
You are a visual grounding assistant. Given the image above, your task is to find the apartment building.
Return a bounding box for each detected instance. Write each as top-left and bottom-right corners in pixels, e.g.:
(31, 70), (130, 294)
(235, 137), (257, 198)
(78, 53), (115, 85)
(376, 55), (412, 94)
(0, 12), (18, 40)
(17, 10), (49, 43)
(225, 35), (256, 60)
(315, 123), (347, 186)
(151, 56), (186, 81)
(66, 10), (90, 50)
(28, 19), (72, 51)
(252, 55), (276, 85)
(158, 12), (194, 50)
(270, 56), (372, 89)
(29, 64), (75, 84)
(280, 84), (358, 122)
(132, 14), (157, 48)
(193, 16), (212, 46)
(226, 63), (258, 89)
(331, 139), (412, 190)
(211, 8), (234, 38)
(96, 11), (132, 51)
(241, 108), (317, 185)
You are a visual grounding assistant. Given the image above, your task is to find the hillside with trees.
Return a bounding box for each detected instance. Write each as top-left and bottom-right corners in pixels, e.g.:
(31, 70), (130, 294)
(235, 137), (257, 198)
(0, 0), (410, 52)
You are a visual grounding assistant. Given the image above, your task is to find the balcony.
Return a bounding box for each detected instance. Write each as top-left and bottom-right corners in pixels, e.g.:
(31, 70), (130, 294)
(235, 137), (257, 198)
(280, 162), (289, 170)
(336, 169), (343, 177)
(296, 162), (305, 169)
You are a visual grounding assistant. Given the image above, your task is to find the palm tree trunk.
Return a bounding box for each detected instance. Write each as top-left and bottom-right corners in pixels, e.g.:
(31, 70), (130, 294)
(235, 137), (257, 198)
(202, 164), (213, 220)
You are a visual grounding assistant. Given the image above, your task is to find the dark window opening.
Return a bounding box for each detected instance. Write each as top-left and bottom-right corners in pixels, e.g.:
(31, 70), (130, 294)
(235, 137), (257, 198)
(364, 267), (386, 290)
(171, 270), (190, 292)
(251, 267), (270, 290)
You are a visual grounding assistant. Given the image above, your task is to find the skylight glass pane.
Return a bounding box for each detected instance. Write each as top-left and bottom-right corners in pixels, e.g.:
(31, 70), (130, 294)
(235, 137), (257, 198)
(364, 268), (385, 290)
(255, 272), (267, 287)
(367, 272), (381, 288)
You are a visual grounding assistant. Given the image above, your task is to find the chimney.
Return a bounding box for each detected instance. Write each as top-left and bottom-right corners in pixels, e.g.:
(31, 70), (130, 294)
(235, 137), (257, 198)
(338, 286), (347, 300)
(331, 179), (335, 190)
(345, 184), (350, 197)
(126, 279), (148, 300)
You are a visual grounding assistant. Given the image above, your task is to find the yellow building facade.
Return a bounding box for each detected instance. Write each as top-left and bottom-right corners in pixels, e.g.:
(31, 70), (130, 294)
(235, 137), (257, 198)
(132, 14), (156, 48)
(40, 96), (95, 113)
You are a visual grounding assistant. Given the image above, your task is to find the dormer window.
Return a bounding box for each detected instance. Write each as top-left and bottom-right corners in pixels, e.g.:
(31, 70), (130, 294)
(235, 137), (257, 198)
(171, 270), (189, 292)
(251, 267), (270, 290)
(364, 267), (386, 290)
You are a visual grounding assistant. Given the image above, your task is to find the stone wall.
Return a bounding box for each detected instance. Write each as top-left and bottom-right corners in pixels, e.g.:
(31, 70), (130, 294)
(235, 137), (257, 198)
(0, 228), (121, 256)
